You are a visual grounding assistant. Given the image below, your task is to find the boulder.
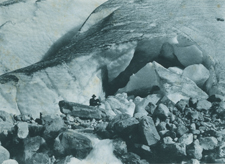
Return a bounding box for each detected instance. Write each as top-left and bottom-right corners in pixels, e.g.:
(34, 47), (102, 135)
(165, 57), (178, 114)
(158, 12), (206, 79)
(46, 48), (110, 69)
(23, 136), (46, 162)
(160, 143), (186, 160)
(178, 133), (193, 145)
(138, 116), (160, 146)
(59, 101), (102, 119)
(196, 99), (212, 111)
(163, 136), (175, 144)
(112, 138), (127, 157)
(2, 159), (18, 164)
(106, 114), (130, 132)
(173, 45), (203, 67)
(183, 64), (210, 88)
(43, 115), (66, 141)
(17, 122), (29, 139)
(117, 152), (148, 164)
(0, 146), (10, 164)
(54, 130), (93, 159)
(153, 103), (170, 120)
(199, 137), (218, 150)
(186, 140), (203, 160)
(176, 99), (189, 113)
(153, 62), (208, 103)
(113, 117), (139, 135)
(176, 124), (189, 137)
(26, 153), (50, 164)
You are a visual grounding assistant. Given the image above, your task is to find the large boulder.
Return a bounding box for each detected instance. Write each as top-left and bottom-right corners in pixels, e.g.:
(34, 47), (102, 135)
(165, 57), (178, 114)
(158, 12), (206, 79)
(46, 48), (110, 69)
(54, 130), (93, 159)
(199, 137), (218, 150)
(138, 116), (160, 146)
(0, 146), (10, 164)
(59, 100), (102, 119)
(183, 64), (210, 88)
(16, 122), (29, 139)
(186, 140), (203, 160)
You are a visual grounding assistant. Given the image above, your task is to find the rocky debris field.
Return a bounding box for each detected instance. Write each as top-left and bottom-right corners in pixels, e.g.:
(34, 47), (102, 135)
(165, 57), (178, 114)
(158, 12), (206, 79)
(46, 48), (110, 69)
(1, 93), (225, 164)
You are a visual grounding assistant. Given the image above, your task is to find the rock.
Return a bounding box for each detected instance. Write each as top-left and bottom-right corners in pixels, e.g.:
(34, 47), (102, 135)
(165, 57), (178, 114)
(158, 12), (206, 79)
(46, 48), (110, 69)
(207, 94), (222, 103)
(183, 64), (210, 88)
(174, 45), (203, 67)
(186, 140), (203, 160)
(23, 136), (46, 162)
(145, 102), (156, 115)
(163, 136), (175, 144)
(113, 117), (139, 135)
(43, 115), (66, 142)
(2, 159), (18, 164)
(59, 101), (102, 119)
(160, 143), (186, 161)
(131, 144), (152, 161)
(54, 130), (93, 159)
(133, 97), (149, 117)
(112, 138), (127, 157)
(118, 152), (148, 164)
(26, 153), (50, 164)
(196, 99), (212, 111)
(176, 99), (189, 113)
(28, 124), (45, 137)
(157, 122), (167, 131)
(199, 137), (218, 150)
(94, 122), (111, 139)
(153, 103), (170, 120)
(106, 114), (130, 132)
(17, 122), (29, 139)
(189, 98), (198, 108)
(178, 133), (193, 145)
(138, 116), (160, 146)
(176, 124), (189, 137)
(0, 146), (10, 164)
(153, 62), (208, 104)
(182, 159), (200, 164)
(157, 96), (176, 112)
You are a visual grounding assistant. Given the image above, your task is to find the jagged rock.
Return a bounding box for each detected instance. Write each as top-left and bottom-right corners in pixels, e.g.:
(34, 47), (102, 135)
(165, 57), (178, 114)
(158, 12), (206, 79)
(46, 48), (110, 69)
(199, 137), (218, 150)
(17, 122), (29, 139)
(174, 45), (203, 67)
(28, 124), (44, 137)
(196, 99), (212, 111)
(160, 143), (186, 161)
(178, 133), (193, 145)
(138, 116), (160, 146)
(153, 103), (170, 120)
(182, 159), (200, 164)
(112, 138), (127, 157)
(133, 96), (149, 117)
(26, 153), (50, 164)
(2, 159), (18, 164)
(207, 94), (222, 103)
(176, 99), (189, 113)
(94, 122), (111, 139)
(43, 115), (66, 141)
(118, 152), (148, 164)
(183, 64), (210, 88)
(163, 136), (175, 144)
(54, 130), (92, 159)
(0, 146), (10, 164)
(113, 117), (139, 135)
(106, 114), (130, 132)
(59, 101), (102, 119)
(189, 98), (198, 108)
(157, 122), (167, 131)
(186, 140), (203, 160)
(23, 136), (46, 162)
(153, 62), (208, 103)
(176, 124), (189, 137)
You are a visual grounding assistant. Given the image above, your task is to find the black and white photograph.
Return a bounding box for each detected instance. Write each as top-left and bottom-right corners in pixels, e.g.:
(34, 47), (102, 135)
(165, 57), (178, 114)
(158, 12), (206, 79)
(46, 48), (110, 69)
(0, 0), (225, 163)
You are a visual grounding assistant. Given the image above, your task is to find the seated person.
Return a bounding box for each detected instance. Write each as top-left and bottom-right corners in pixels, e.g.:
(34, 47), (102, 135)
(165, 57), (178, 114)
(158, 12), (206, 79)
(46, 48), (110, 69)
(89, 94), (101, 106)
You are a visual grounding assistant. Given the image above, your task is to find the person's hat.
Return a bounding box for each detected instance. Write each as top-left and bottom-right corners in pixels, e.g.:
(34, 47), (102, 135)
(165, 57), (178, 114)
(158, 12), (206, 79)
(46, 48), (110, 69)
(92, 94), (96, 98)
